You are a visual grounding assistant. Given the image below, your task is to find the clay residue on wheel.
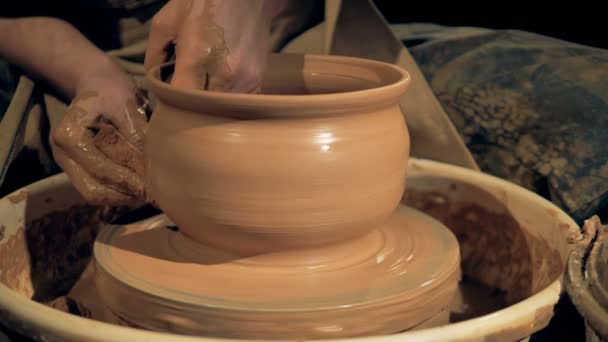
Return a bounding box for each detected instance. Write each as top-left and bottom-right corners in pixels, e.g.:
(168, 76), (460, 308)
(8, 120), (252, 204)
(44, 296), (92, 318)
(24, 205), (125, 302)
(0, 225), (34, 297)
(7, 190), (27, 204)
(0, 204), (124, 304)
(0, 192), (511, 329)
(404, 187), (563, 304)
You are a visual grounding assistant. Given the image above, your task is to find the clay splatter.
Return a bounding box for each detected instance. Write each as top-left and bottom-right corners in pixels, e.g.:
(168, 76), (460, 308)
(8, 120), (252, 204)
(8, 190), (27, 204)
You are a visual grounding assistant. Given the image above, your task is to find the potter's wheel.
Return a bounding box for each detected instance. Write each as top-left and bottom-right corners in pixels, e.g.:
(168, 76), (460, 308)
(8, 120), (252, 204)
(93, 205), (460, 339)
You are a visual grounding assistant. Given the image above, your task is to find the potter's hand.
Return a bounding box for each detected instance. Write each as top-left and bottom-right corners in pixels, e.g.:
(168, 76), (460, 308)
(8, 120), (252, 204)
(51, 68), (148, 207)
(0, 18), (148, 206)
(145, 0), (284, 92)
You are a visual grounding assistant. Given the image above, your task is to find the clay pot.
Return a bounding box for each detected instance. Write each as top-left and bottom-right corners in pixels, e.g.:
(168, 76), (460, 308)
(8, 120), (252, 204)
(145, 54), (411, 254)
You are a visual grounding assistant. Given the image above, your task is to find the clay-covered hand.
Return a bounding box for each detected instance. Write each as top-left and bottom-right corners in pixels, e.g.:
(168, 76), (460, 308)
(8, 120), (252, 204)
(145, 0), (282, 92)
(51, 67), (148, 207)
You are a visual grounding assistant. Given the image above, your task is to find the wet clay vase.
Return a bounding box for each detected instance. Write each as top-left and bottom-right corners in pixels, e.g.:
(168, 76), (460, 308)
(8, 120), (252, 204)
(145, 54), (411, 254)
(93, 54), (461, 339)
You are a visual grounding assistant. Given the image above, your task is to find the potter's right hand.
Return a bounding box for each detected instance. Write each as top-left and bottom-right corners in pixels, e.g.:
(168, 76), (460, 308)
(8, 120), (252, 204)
(145, 0), (285, 92)
(51, 67), (148, 207)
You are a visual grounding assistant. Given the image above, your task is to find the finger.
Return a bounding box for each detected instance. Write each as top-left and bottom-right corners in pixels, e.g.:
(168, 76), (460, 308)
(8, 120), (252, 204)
(52, 107), (145, 198)
(88, 83), (149, 151)
(224, 65), (261, 94)
(225, 38), (269, 93)
(206, 55), (233, 91)
(171, 20), (216, 89)
(108, 97), (148, 151)
(53, 148), (137, 206)
(144, 1), (181, 71)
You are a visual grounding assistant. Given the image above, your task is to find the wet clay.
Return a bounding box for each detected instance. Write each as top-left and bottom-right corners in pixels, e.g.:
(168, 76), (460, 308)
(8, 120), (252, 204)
(0, 160), (576, 340)
(7, 190), (27, 204)
(146, 0), (236, 91)
(87, 54), (462, 339)
(10, 53), (465, 339)
(404, 188), (563, 304)
(188, 0), (232, 91)
(52, 90), (147, 207)
(0, 191), (518, 340)
(45, 295), (91, 318)
(94, 206), (460, 338)
(45, 265), (505, 331)
(0, 225), (32, 297)
(0, 204), (124, 301)
(93, 124), (145, 180)
(145, 54), (412, 254)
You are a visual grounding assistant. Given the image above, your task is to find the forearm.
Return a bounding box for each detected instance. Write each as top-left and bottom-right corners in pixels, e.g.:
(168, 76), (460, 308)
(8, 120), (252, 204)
(0, 17), (120, 99)
(266, 0), (290, 18)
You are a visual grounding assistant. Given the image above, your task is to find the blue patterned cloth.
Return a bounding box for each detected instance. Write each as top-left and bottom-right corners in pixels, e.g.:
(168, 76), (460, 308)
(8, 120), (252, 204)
(392, 24), (608, 223)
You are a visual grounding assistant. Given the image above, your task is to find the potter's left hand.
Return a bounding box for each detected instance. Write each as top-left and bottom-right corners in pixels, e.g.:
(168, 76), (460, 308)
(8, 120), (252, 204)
(51, 66), (148, 207)
(0, 18), (149, 206)
(145, 0), (286, 92)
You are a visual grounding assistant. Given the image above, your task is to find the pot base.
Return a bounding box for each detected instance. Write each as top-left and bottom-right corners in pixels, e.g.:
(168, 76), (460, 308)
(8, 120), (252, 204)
(93, 205), (460, 339)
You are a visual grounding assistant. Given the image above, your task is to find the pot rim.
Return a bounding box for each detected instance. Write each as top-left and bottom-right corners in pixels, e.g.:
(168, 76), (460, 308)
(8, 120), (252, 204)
(146, 53), (411, 118)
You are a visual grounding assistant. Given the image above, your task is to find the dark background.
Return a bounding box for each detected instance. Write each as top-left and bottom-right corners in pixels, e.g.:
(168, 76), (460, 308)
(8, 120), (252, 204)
(4, 2), (606, 50)
(375, 1), (606, 49)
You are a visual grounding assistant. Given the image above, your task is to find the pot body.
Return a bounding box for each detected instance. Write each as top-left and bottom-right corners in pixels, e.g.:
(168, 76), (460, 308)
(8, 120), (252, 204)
(145, 54), (410, 254)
